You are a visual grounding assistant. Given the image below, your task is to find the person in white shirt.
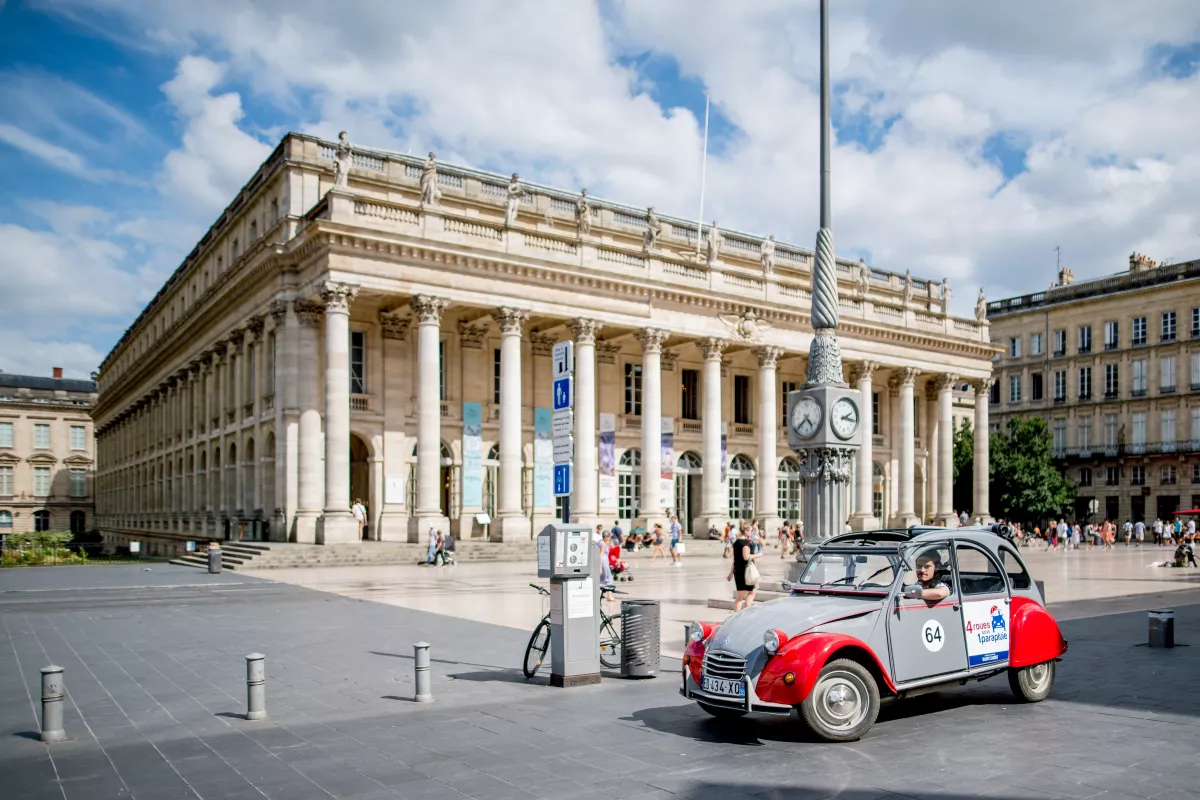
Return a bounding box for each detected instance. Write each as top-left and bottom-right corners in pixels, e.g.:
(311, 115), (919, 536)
(351, 498), (367, 540)
(1123, 520), (1133, 546)
(1057, 520), (1069, 552)
(1189, 519), (1197, 540)
(1134, 519), (1145, 545)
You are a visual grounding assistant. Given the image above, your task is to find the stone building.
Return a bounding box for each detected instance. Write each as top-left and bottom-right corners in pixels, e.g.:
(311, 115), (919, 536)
(987, 254), (1200, 523)
(0, 369), (97, 535)
(91, 133), (997, 554)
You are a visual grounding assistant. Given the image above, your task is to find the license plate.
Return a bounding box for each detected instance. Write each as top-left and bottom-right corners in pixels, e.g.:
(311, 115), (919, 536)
(702, 675), (744, 697)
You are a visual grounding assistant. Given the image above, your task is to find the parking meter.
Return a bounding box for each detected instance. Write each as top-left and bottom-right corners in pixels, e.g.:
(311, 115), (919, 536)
(536, 523), (600, 686)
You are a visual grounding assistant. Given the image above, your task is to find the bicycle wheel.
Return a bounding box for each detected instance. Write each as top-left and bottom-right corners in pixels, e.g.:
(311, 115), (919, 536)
(599, 615), (622, 670)
(523, 619), (551, 678)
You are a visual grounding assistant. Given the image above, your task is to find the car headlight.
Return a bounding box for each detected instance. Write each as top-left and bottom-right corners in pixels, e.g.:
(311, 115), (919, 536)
(687, 622), (705, 643)
(763, 628), (788, 655)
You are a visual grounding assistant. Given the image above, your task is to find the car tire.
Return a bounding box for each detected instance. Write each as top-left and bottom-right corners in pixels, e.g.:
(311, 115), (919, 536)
(1008, 661), (1055, 702)
(799, 658), (880, 742)
(698, 703), (746, 720)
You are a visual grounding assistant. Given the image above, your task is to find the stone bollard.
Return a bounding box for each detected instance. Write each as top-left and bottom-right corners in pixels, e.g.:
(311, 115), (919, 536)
(413, 642), (433, 703)
(1149, 609), (1175, 649)
(245, 654), (267, 720)
(208, 543), (222, 574)
(40, 666), (66, 743)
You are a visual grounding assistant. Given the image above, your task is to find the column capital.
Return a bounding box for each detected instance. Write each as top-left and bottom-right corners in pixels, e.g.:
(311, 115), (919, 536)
(899, 367), (920, 387)
(319, 280), (359, 313)
(596, 340), (621, 364)
(246, 314), (266, 339)
(936, 373), (960, 392)
(495, 307), (530, 335)
(636, 328), (669, 354)
(886, 373), (900, 395)
(851, 360), (879, 383)
(211, 340), (228, 361)
(380, 312), (410, 341)
(972, 377), (996, 396)
(530, 332), (555, 356)
(295, 300), (325, 328)
(411, 295), (449, 325)
(227, 328), (246, 348)
(567, 318), (602, 344)
(699, 337), (728, 361)
(267, 298), (289, 326)
(457, 320), (486, 348)
(661, 349), (678, 372)
(755, 345), (784, 369)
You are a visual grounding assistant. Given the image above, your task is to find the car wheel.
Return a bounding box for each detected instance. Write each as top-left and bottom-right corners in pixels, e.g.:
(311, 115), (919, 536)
(698, 703), (746, 720)
(1008, 661), (1055, 702)
(799, 658), (880, 742)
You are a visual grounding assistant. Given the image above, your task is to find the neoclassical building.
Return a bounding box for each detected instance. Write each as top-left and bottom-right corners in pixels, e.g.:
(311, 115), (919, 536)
(92, 133), (998, 552)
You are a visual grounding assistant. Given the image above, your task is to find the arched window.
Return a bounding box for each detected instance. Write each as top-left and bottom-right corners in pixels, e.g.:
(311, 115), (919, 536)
(0, 510), (12, 529)
(777, 457), (801, 521)
(676, 452), (702, 472)
(618, 449), (641, 521)
(873, 462), (885, 522)
(728, 455), (756, 520)
(33, 510), (50, 532)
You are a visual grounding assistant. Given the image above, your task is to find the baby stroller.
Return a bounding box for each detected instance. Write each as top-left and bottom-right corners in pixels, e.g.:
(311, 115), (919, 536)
(608, 545), (633, 581)
(436, 534), (457, 566)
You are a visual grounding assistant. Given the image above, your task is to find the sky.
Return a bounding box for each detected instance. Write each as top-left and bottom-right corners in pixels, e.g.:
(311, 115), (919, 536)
(2, 0), (1200, 379)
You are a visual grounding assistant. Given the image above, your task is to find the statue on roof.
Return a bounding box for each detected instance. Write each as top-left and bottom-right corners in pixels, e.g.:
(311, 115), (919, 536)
(760, 235), (775, 274)
(941, 278), (951, 312)
(643, 207), (662, 252)
(976, 287), (987, 321)
(705, 221), (721, 264)
(575, 188), (592, 238)
(333, 131), (352, 189)
(902, 269), (914, 307)
(857, 258), (871, 297)
(505, 173), (522, 227)
(420, 151), (440, 206)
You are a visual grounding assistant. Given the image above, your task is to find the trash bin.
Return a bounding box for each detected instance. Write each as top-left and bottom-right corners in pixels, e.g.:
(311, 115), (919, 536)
(620, 600), (660, 678)
(1149, 608), (1174, 648)
(208, 544), (222, 574)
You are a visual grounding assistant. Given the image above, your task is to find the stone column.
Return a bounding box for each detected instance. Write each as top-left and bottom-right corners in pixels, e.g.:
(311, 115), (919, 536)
(293, 302), (324, 543)
(696, 338), (727, 534)
(850, 361), (879, 530)
(568, 319), (602, 525)
(378, 311), (410, 541)
(317, 281), (359, 543)
(756, 346), (784, 533)
(973, 379), (994, 523)
(924, 383), (938, 523)
(495, 307), (531, 541)
(887, 374), (899, 520)
(936, 373), (958, 526)
(411, 295), (450, 540)
(228, 329), (246, 516)
(892, 367), (919, 527)
(636, 328), (668, 530)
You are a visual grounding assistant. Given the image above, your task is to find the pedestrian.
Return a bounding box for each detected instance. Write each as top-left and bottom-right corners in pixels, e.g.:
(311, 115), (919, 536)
(1047, 521), (1057, 551)
(1189, 518), (1197, 541)
(1057, 519), (1069, 551)
(1135, 518), (1145, 546)
(1175, 517), (1184, 543)
(352, 497), (367, 540)
(598, 531), (614, 587)
(669, 515), (684, 567)
(959, 509), (969, 527)
(727, 527), (761, 611)
(425, 526), (437, 565)
(649, 524), (667, 562)
(1123, 519), (1133, 546)
(611, 519), (624, 544)
(1153, 517), (1164, 546)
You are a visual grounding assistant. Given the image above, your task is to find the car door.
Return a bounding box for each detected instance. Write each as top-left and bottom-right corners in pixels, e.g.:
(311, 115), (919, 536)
(889, 542), (969, 683)
(953, 543), (1012, 669)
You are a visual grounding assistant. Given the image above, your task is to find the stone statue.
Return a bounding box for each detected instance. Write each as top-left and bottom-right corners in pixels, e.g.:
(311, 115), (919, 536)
(705, 220), (721, 264)
(333, 131), (352, 189)
(760, 235), (775, 274)
(420, 151), (440, 206)
(857, 258), (870, 297)
(505, 173), (521, 227)
(575, 188), (591, 238)
(718, 309), (771, 342)
(975, 287), (987, 321)
(902, 269), (913, 307)
(941, 278), (952, 312)
(642, 207), (662, 252)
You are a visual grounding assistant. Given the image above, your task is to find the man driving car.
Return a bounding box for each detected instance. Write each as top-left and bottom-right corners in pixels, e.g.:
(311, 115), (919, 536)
(903, 550), (951, 601)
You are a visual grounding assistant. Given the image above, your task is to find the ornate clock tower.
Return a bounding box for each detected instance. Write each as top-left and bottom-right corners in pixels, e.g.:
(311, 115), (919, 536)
(786, 0), (863, 549)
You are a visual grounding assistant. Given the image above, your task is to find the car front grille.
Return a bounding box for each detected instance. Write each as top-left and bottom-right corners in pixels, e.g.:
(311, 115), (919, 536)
(703, 650), (746, 681)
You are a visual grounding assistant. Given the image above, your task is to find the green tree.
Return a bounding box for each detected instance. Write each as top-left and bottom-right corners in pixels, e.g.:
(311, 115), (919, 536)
(951, 419), (974, 515)
(988, 417), (1075, 525)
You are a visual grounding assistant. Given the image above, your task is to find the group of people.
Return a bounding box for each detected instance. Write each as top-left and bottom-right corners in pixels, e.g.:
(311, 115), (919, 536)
(1030, 516), (1198, 551)
(422, 527), (456, 566)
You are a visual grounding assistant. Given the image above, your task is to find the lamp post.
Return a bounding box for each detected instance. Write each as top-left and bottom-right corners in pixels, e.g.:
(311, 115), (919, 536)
(787, 0), (863, 551)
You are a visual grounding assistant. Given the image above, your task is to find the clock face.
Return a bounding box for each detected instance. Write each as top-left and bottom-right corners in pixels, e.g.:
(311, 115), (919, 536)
(790, 396), (822, 439)
(830, 397), (860, 440)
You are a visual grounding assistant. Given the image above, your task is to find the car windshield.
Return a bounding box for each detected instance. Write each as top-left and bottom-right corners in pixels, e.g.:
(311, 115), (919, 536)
(797, 551), (900, 591)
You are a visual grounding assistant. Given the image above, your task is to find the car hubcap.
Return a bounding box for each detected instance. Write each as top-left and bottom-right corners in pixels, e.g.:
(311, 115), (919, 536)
(813, 671), (867, 730)
(1025, 663), (1050, 691)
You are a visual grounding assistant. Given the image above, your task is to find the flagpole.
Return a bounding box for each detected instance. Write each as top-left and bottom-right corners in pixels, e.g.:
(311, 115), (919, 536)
(695, 92), (710, 258)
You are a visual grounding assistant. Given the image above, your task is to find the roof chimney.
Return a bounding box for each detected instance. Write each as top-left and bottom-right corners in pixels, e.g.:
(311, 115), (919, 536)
(53, 367), (63, 379)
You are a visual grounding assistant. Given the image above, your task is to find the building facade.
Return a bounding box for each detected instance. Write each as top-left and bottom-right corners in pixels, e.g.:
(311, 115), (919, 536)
(0, 369), (97, 535)
(987, 254), (1200, 524)
(92, 133), (997, 554)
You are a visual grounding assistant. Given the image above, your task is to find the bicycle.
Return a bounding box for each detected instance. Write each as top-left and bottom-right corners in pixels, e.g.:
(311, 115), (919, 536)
(522, 583), (624, 678)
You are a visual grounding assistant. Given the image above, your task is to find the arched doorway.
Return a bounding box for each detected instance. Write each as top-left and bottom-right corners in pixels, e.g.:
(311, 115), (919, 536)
(674, 452), (702, 535)
(728, 455), (756, 521)
(406, 441), (455, 518)
(349, 434), (370, 536)
(33, 510), (50, 532)
(778, 457), (801, 523)
(482, 444), (500, 539)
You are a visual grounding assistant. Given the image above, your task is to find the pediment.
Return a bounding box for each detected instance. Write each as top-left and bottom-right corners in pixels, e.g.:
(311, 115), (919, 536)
(63, 454), (94, 466)
(0, 452), (19, 465)
(27, 452), (58, 465)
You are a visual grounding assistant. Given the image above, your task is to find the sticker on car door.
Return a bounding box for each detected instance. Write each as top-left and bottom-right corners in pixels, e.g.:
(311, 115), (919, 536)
(921, 620), (945, 652)
(962, 600), (1009, 666)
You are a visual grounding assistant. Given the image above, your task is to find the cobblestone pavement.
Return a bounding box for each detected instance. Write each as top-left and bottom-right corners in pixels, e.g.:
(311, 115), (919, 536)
(2, 564), (1200, 800)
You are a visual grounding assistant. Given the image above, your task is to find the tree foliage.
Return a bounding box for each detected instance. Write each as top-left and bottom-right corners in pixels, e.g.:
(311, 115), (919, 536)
(988, 417), (1075, 524)
(951, 419), (974, 514)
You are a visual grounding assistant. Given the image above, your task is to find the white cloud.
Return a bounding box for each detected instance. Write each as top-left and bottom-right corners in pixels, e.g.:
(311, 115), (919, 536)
(0, 330), (105, 380)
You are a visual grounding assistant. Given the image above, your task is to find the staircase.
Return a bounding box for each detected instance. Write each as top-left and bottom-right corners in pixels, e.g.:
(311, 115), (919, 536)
(170, 539), (534, 570)
(707, 580), (791, 610)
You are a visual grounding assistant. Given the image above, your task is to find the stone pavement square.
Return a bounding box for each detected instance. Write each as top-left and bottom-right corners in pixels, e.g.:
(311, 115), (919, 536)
(2, 564), (1200, 799)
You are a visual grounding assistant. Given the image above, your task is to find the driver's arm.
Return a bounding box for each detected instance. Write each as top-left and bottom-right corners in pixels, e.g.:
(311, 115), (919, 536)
(904, 582), (949, 601)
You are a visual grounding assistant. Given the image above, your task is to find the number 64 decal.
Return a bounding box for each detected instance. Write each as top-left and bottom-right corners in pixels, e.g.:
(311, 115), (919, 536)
(922, 620), (945, 652)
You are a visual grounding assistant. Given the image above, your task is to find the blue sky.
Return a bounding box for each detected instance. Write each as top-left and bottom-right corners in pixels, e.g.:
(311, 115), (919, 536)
(2, 0), (1199, 378)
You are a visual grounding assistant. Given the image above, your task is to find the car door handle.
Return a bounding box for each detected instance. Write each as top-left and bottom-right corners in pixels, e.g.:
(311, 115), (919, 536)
(952, 604), (960, 611)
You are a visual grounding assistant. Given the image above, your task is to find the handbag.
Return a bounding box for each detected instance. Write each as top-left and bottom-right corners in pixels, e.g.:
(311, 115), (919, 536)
(745, 561), (760, 586)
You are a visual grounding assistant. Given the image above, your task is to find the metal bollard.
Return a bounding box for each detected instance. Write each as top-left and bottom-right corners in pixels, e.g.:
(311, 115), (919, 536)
(40, 666), (66, 743)
(1149, 609), (1175, 649)
(245, 653), (267, 720)
(413, 642), (433, 703)
(208, 544), (222, 574)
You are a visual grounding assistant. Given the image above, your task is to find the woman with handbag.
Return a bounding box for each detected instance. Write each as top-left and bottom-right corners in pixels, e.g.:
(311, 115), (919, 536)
(728, 528), (762, 611)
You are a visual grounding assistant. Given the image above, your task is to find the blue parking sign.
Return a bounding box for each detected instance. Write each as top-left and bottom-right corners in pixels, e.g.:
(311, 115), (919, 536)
(553, 377), (572, 411)
(553, 463), (571, 497)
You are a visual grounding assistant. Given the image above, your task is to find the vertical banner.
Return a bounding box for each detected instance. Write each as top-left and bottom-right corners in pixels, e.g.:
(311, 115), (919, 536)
(598, 412), (617, 509)
(534, 408), (552, 508)
(661, 417), (674, 511)
(720, 422), (728, 484)
(461, 402), (483, 507)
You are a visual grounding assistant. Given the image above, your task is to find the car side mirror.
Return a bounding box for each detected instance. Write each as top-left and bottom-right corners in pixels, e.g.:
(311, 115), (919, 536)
(902, 585), (922, 600)
(780, 580), (793, 592)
